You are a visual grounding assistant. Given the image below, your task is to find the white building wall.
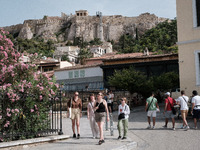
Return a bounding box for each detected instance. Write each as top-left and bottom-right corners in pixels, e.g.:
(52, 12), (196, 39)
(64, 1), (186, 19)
(54, 66), (103, 80)
(60, 61), (72, 68)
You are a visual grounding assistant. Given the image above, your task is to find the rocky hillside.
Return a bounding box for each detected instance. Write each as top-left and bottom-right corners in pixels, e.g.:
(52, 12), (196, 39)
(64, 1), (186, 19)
(2, 12), (167, 42)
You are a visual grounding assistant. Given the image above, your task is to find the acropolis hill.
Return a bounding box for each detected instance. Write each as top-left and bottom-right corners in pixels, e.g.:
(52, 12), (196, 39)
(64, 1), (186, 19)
(2, 10), (168, 42)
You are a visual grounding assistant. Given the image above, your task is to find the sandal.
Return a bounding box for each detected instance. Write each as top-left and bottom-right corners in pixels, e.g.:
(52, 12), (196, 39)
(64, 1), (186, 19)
(98, 140), (102, 145)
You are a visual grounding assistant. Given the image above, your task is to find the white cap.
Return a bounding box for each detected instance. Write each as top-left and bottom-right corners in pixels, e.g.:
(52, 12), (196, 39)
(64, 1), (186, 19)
(165, 92), (170, 96)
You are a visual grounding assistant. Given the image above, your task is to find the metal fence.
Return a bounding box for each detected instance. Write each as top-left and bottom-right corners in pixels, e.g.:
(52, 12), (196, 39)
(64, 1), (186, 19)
(0, 91), (63, 142)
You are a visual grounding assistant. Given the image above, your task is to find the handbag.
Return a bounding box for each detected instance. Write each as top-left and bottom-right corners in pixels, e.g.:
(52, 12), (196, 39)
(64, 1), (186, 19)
(118, 106), (127, 120)
(168, 98), (176, 115)
(118, 113), (125, 120)
(68, 99), (72, 119)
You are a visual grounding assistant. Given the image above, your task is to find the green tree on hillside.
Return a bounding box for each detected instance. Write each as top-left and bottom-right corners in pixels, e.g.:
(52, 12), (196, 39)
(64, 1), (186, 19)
(116, 19), (177, 54)
(12, 37), (55, 57)
(78, 48), (92, 65)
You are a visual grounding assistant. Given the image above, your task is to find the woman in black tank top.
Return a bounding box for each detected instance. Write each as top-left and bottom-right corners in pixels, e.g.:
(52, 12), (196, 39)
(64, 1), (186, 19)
(94, 92), (109, 145)
(95, 102), (105, 112)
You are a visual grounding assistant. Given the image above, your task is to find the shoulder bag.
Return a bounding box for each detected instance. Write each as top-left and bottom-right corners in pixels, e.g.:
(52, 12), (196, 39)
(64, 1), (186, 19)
(168, 98), (176, 115)
(182, 96), (188, 105)
(118, 105), (127, 120)
(146, 98), (154, 112)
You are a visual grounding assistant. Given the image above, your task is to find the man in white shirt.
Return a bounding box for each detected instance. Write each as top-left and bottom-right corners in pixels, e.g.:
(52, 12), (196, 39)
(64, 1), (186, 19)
(176, 90), (189, 130)
(191, 90), (200, 129)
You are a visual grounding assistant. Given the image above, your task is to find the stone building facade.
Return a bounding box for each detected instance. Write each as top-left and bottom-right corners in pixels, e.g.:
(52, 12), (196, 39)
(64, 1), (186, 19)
(176, 0), (200, 95)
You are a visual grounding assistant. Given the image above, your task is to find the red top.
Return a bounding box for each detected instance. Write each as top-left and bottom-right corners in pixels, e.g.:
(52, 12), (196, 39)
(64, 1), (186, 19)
(165, 97), (175, 111)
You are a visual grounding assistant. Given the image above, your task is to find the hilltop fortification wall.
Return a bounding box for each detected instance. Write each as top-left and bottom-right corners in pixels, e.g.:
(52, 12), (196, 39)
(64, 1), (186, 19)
(3, 12), (168, 42)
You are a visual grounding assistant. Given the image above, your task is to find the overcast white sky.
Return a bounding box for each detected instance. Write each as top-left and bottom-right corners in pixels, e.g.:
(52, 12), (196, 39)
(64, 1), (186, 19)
(0, 0), (176, 27)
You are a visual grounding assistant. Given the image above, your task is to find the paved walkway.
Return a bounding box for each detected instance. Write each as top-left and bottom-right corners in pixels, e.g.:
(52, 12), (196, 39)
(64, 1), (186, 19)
(1, 111), (136, 150)
(2, 103), (200, 150)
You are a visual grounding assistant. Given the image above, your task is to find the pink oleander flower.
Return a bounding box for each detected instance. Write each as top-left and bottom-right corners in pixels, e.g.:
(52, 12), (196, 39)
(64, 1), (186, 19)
(2, 85), (6, 90)
(19, 84), (24, 92)
(6, 83), (12, 87)
(42, 73), (48, 78)
(49, 82), (53, 85)
(4, 121), (10, 127)
(27, 82), (32, 88)
(34, 53), (38, 57)
(4, 124), (8, 128)
(3, 51), (8, 58)
(7, 65), (14, 72)
(6, 108), (11, 112)
(16, 95), (20, 101)
(51, 89), (55, 95)
(0, 115), (2, 119)
(11, 73), (15, 77)
(7, 93), (10, 97)
(7, 112), (11, 117)
(15, 109), (19, 113)
(30, 109), (34, 112)
(11, 99), (15, 102)
(39, 95), (43, 100)
(55, 84), (59, 88)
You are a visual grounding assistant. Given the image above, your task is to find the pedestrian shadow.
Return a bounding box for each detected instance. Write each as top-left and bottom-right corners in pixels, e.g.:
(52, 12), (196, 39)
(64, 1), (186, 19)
(129, 127), (177, 130)
(68, 136), (99, 139)
(52, 140), (98, 145)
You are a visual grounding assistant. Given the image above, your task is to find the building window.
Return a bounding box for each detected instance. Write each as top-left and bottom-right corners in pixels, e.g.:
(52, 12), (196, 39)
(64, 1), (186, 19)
(44, 67), (53, 72)
(196, 0), (200, 26)
(69, 71), (73, 79)
(195, 50), (200, 85)
(74, 70), (79, 78)
(80, 70), (85, 77)
(193, 0), (200, 27)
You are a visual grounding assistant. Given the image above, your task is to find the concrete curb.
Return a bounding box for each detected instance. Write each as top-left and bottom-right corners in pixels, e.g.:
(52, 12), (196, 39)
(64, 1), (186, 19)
(0, 135), (70, 148)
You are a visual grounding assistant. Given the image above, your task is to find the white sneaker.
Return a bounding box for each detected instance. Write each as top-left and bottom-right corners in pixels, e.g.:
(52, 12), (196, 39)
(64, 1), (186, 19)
(193, 127), (197, 130)
(184, 126), (190, 131)
(181, 125), (186, 129)
(172, 127), (175, 131)
(152, 126), (155, 129)
(147, 125), (151, 129)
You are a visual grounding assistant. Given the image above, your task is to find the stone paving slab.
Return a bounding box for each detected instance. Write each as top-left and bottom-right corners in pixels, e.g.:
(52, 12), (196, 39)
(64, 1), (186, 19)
(0, 112), (137, 150)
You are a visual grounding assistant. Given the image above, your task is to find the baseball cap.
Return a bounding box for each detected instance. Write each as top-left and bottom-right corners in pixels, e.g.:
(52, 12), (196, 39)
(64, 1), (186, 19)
(165, 92), (170, 96)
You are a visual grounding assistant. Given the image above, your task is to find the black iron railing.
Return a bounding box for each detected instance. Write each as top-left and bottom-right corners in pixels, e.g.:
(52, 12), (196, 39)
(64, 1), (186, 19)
(0, 91), (63, 142)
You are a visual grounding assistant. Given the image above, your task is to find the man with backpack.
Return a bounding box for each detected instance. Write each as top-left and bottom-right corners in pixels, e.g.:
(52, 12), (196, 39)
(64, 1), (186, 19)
(163, 92), (176, 130)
